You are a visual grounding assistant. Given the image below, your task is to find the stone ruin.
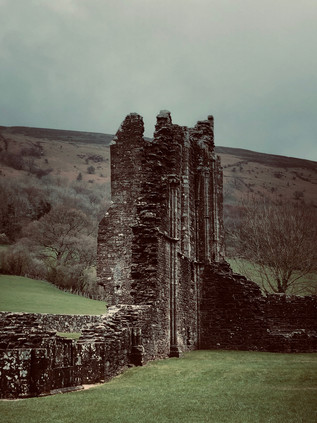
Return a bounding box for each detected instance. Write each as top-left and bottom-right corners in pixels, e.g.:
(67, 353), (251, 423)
(97, 110), (224, 357)
(0, 111), (316, 399)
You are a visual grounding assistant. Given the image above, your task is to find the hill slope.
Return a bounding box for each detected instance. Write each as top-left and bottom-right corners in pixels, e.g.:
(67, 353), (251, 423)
(0, 275), (106, 314)
(1, 125), (316, 207)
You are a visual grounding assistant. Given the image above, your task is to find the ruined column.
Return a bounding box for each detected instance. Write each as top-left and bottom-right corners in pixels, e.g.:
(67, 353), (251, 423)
(97, 113), (145, 305)
(168, 175), (181, 357)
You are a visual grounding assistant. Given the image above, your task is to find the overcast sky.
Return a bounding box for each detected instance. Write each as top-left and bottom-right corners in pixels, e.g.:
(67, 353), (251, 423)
(1, 0), (316, 161)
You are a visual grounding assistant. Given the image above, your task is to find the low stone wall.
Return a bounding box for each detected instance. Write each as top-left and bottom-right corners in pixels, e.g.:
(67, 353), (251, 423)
(0, 305), (168, 399)
(1, 267), (316, 399)
(0, 312), (104, 333)
(265, 294), (317, 352)
(200, 263), (317, 352)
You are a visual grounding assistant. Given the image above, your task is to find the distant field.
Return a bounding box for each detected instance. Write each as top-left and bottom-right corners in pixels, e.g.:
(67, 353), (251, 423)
(0, 275), (106, 314)
(1, 350), (316, 423)
(227, 258), (317, 295)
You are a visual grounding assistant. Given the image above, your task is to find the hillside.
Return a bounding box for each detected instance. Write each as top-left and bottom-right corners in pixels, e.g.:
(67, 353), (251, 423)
(0, 275), (106, 314)
(1, 125), (316, 207)
(218, 146), (317, 207)
(0, 125), (316, 298)
(0, 126), (111, 185)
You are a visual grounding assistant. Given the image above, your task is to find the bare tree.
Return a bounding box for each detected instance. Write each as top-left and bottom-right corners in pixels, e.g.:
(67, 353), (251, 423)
(18, 205), (98, 293)
(23, 205), (95, 266)
(232, 198), (317, 294)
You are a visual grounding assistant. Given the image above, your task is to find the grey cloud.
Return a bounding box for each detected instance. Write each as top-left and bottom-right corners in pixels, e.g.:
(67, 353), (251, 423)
(0, 0), (316, 160)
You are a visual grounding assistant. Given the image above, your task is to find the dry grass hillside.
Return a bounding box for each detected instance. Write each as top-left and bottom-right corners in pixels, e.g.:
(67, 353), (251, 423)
(219, 146), (317, 206)
(1, 125), (316, 209)
(0, 126), (316, 296)
(0, 126), (111, 185)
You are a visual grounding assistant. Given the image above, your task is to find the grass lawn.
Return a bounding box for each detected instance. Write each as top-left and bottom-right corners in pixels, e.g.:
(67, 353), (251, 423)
(0, 350), (316, 423)
(57, 332), (82, 340)
(0, 274), (106, 315)
(227, 258), (317, 295)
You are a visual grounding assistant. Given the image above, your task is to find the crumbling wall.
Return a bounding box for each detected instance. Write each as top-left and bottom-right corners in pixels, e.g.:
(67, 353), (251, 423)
(0, 312), (75, 398)
(97, 111), (224, 357)
(0, 312), (103, 333)
(97, 113), (145, 305)
(200, 263), (317, 352)
(0, 306), (164, 399)
(264, 294), (317, 352)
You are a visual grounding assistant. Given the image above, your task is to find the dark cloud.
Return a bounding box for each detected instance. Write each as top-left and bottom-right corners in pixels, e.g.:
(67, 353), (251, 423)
(0, 0), (316, 160)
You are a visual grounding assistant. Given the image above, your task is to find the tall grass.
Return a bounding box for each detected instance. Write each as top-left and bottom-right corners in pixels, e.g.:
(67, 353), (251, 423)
(0, 275), (106, 314)
(1, 350), (316, 423)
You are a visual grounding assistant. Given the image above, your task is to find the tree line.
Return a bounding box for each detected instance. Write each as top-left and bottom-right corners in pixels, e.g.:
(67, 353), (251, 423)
(0, 174), (110, 298)
(1, 165), (316, 297)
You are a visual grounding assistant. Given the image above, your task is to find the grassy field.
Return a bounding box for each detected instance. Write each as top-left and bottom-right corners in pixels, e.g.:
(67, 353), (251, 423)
(227, 258), (317, 295)
(1, 350), (316, 423)
(0, 274), (106, 315)
(56, 332), (82, 339)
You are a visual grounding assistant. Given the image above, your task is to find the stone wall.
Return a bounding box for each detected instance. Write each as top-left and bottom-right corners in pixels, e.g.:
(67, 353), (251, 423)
(200, 262), (317, 352)
(97, 111), (224, 357)
(97, 110), (316, 357)
(0, 306), (165, 399)
(0, 312), (104, 333)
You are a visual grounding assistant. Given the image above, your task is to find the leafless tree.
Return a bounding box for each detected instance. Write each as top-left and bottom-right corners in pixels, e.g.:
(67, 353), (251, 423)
(232, 198), (317, 294)
(23, 205), (96, 267)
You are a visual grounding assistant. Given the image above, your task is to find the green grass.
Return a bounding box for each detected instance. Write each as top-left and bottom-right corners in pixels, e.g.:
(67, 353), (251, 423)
(1, 350), (316, 423)
(227, 258), (317, 295)
(57, 332), (82, 340)
(0, 274), (106, 315)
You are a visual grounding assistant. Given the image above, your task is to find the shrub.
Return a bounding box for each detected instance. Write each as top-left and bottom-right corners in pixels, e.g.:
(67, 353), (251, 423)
(0, 243), (47, 280)
(87, 165), (95, 174)
(20, 147), (42, 158)
(294, 190), (304, 200)
(0, 151), (24, 170)
(31, 167), (53, 179)
(0, 233), (10, 244)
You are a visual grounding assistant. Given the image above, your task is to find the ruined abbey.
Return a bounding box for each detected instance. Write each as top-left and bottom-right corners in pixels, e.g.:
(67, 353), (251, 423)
(1, 111), (316, 399)
(97, 110), (224, 356)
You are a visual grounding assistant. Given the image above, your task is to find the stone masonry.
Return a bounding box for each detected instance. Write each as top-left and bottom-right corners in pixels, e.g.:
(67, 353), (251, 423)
(97, 110), (316, 356)
(97, 111), (224, 357)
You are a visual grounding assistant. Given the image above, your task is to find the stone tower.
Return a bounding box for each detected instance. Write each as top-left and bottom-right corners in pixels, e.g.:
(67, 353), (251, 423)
(97, 110), (224, 356)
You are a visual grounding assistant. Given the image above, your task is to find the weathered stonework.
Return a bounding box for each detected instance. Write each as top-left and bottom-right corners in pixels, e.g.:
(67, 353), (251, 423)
(0, 307), (161, 398)
(199, 262), (317, 352)
(0, 312), (103, 333)
(97, 110), (316, 356)
(1, 111), (316, 399)
(97, 111), (224, 357)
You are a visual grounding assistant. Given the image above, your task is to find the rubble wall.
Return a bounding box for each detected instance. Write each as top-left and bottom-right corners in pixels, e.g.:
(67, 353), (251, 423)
(97, 113), (145, 305)
(0, 306), (165, 399)
(200, 263), (317, 352)
(0, 312), (103, 333)
(97, 111), (224, 356)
